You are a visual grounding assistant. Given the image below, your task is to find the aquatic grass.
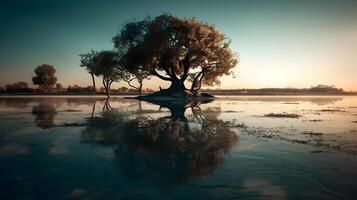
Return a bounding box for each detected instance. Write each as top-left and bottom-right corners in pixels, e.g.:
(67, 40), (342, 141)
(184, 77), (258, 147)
(318, 109), (346, 112)
(223, 110), (243, 113)
(263, 112), (301, 118)
(281, 102), (299, 105)
(309, 119), (323, 122)
(61, 109), (82, 112)
(302, 131), (323, 136)
(229, 123), (247, 128)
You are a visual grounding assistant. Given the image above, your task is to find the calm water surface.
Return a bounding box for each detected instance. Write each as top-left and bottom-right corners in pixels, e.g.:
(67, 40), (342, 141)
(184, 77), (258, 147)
(0, 96), (357, 200)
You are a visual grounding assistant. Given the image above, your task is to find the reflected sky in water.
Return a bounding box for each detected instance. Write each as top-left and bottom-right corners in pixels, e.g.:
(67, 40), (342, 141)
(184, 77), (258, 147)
(0, 96), (357, 199)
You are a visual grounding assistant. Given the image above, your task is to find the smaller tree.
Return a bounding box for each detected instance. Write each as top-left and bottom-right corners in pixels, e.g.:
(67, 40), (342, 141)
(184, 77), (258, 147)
(124, 70), (150, 96)
(32, 64), (57, 92)
(94, 51), (129, 98)
(79, 50), (99, 93)
(55, 83), (65, 92)
(119, 86), (128, 93)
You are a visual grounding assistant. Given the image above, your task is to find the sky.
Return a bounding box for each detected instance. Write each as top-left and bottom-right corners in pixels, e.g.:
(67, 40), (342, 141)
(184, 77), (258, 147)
(1, 0), (357, 91)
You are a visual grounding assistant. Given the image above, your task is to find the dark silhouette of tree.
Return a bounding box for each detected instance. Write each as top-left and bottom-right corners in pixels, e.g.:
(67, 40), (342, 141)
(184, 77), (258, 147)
(66, 85), (93, 93)
(79, 50), (99, 93)
(0, 86), (4, 93)
(119, 86), (129, 93)
(32, 64), (57, 92)
(114, 14), (238, 98)
(5, 82), (33, 93)
(55, 83), (64, 92)
(94, 50), (129, 98)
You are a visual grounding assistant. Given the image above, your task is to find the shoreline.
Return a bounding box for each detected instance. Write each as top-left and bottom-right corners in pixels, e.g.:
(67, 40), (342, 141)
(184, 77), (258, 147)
(0, 93), (356, 97)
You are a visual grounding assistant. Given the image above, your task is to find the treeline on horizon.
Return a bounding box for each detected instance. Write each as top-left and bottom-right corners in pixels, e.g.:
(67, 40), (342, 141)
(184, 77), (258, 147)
(0, 82), (354, 95)
(202, 85), (355, 95)
(0, 81), (155, 95)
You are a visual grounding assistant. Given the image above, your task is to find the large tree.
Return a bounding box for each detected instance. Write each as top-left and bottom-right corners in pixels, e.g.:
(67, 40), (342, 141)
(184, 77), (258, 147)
(79, 50), (99, 93)
(113, 14), (238, 98)
(32, 64), (57, 92)
(93, 50), (129, 98)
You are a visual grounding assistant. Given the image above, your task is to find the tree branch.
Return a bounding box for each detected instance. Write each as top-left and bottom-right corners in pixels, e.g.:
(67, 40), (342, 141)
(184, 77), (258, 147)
(150, 69), (172, 81)
(126, 78), (139, 90)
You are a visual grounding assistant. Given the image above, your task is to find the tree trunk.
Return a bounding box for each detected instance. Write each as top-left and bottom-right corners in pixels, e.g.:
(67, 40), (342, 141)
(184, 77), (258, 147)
(103, 79), (110, 98)
(138, 79), (143, 96)
(167, 79), (187, 95)
(91, 73), (96, 94)
(105, 86), (110, 98)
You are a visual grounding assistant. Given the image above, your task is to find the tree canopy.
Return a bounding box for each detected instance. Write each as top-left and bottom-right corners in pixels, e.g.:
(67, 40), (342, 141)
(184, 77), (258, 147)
(5, 82), (33, 93)
(32, 64), (57, 92)
(93, 50), (129, 97)
(79, 50), (99, 93)
(113, 14), (238, 96)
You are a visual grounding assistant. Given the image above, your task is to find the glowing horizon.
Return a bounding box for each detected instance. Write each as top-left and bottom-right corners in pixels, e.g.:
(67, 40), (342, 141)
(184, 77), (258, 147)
(1, 0), (356, 91)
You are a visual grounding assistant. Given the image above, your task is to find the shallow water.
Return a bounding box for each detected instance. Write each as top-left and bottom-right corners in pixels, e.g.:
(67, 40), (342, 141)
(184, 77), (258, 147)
(0, 96), (357, 200)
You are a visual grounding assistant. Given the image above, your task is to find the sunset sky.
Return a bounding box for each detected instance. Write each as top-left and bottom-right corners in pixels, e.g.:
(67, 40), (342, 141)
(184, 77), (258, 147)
(1, 0), (357, 91)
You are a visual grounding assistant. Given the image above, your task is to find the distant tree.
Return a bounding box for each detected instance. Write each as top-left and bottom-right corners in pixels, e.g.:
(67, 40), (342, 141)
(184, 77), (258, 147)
(66, 85), (93, 93)
(114, 14), (238, 97)
(119, 86), (129, 93)
(55, 83), (64, 92)
(145, 88), (154, 92)
(310, 85), (344, 93)
(94, 51), (129, 98)
(32, 64), (57, 92)
(5, 82), (33, 93)
(99, 87), (105, 93)
(79, 50), (99, 93)
(0, 86), (4, 92)
(127, 88), (137, 93)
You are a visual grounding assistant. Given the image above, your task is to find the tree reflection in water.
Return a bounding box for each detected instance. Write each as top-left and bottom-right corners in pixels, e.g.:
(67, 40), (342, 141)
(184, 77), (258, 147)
(81, 99), (239, 183)
(32, 102), (57, 129)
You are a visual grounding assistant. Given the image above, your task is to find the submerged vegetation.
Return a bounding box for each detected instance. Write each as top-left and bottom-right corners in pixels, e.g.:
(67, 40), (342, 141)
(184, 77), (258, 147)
(263, 113), (301, 118)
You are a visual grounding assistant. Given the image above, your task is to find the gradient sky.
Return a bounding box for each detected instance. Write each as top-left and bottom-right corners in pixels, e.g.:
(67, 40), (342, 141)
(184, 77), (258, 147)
(1, 0), (357, 90)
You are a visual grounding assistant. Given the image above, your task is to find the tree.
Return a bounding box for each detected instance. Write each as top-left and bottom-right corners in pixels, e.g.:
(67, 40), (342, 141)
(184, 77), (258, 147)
(119, 86), (128, 93)
(32, 64), (57, 92)
(124, 70), (150, 96)
(94, 50), (129, 98)
(55, 83), (64, 92)
(114, 14), (238, 98)
(5, 82), (33, 93)
(79, 50), (99, 93)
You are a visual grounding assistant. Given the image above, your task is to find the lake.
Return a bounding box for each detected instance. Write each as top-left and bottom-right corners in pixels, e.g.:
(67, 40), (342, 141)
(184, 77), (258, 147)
(0, 96), (357, 200)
